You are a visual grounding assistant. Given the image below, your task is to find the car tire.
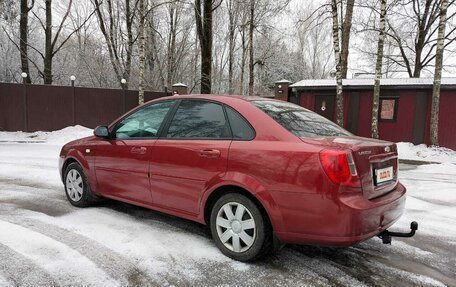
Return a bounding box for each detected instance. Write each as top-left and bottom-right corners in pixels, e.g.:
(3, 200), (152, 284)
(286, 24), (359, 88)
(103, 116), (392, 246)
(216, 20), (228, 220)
(210, 193), (273, 261)
(64, 162), (97, 207)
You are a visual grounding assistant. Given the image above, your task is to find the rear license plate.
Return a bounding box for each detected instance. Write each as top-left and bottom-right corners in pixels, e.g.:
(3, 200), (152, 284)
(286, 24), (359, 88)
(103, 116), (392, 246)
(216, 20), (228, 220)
(375, 166), (394, 184)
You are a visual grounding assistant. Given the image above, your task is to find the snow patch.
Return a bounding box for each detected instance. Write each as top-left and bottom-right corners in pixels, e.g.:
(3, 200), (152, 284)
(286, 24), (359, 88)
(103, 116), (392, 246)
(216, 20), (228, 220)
(397, 142), (456, 164)
(396, 163), (456, 238)
(0, 125), (92, 145)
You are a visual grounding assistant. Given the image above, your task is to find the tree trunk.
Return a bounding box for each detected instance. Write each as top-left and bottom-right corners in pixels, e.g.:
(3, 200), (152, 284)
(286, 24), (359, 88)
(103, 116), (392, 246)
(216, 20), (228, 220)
(44, 0), (53, 84)
(227, 0), (236, 95)
(239, 28), (247, 95)
(138, 0), (145, 104)
(412, 0), (432, 78)
(195, 0), (214, 94)
(331, 0), (343, 126)
(248, 0), (255, 96)
(340, 0), (354, 79)
(166, 4), (177, 88)
(125, 0), (133, 87)
(371, 0), (387, 139)
(20, 0), (33, 84)
(430, 0), (448, 146)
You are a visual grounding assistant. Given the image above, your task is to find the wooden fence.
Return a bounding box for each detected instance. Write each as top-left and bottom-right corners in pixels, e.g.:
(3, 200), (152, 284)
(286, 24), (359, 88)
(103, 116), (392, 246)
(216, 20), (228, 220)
(0, 82), (170, 132)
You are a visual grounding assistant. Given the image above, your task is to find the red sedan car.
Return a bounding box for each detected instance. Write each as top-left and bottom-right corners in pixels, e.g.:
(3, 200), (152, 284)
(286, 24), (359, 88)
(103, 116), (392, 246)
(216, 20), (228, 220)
(59, 95), (407, 261)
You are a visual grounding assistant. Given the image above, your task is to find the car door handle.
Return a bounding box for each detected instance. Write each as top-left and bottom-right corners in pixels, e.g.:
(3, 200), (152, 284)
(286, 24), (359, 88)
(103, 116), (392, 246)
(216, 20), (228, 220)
(198, 149), (221, 158)
(131, 146), (147, 155)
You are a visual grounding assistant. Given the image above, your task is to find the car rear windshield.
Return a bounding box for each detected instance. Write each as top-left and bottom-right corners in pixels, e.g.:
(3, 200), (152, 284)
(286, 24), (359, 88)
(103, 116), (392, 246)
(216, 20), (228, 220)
(251, 100), (352, 137)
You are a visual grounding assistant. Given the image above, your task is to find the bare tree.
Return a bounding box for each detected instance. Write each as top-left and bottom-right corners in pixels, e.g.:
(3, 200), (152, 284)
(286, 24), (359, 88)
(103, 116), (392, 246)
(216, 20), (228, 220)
(248, 0), (255, 96)
(430, 0), (449, 146)
(138, 0), (146, 104)
(166, 2), (178, 88)
(20, 0), (34, 83)
(93, 0), (139, 88)
(226, 0), (240, 94)
(386, 0), (456, 77)
(294, 2), (333, 79)
(33, 0), (95, 84)
(371, 0), (388, 139)
(340, 0), (355, 78)
(331, 0), (344, 126)
(195, 0), (222, 94)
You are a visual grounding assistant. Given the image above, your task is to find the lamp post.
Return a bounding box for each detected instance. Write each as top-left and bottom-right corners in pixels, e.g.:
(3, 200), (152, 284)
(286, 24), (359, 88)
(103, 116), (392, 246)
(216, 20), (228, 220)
(21, 72), (28, 131)
(121, 79), (127, 112)
(70, 75), (76, 125)
(21, 72), (28, 84)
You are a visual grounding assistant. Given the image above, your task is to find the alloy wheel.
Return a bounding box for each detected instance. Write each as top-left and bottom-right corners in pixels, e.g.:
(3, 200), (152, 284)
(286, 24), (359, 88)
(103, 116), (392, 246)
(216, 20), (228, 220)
(66, 169), (84, 202)
(216, 202), (256, 253)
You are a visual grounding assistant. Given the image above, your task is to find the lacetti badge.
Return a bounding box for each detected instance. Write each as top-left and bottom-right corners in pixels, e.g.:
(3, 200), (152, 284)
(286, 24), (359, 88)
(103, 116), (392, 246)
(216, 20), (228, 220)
(358, 151), (372, 156)
(385, 146), (391, 153)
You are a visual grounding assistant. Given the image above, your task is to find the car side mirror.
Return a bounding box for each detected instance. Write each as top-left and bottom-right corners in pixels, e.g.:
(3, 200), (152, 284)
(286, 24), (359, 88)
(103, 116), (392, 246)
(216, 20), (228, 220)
(94, 126), (109, 138)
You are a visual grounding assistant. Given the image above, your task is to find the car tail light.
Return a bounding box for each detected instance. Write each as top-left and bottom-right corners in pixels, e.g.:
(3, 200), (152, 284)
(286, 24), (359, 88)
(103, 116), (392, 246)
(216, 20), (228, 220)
(319, 149), (361, 188)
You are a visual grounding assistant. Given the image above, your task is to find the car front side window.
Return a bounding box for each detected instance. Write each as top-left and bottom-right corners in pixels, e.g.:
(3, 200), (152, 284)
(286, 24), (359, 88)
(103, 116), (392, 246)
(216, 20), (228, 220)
(114, 101), (175, 139)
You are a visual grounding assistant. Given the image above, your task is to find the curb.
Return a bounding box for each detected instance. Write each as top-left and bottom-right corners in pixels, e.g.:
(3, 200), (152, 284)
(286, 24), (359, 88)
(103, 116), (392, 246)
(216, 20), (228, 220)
(398, 159), (439, 165)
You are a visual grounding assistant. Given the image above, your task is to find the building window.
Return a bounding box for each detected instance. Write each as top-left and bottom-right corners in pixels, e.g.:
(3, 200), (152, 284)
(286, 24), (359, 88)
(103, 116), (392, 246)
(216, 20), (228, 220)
(379, 97), (398, 121)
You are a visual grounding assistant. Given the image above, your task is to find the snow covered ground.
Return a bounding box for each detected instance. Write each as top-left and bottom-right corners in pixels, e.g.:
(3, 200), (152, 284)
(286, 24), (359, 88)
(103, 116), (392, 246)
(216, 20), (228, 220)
(0, 127), (455, 286)
(397, 142), (456, 164)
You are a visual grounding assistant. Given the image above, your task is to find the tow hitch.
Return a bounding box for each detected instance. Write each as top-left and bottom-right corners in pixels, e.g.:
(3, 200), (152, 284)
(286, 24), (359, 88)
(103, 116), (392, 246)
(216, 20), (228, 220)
(377, 221), (418, 244)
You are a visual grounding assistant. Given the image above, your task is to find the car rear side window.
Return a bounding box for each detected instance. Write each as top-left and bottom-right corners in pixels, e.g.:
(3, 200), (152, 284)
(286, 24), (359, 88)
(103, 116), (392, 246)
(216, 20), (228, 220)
(165, 100), (230, 139)
(252, 100), (352, 137)
(225, 107), (255, 140)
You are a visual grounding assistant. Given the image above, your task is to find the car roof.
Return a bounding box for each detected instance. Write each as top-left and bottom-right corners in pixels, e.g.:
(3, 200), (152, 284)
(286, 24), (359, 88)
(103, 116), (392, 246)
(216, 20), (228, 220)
(155, 94), (277, 103)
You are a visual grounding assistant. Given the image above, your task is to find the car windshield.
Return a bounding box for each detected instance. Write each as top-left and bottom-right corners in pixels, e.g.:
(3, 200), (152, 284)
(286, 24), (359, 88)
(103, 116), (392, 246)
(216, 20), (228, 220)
(251, 100), (352, 137)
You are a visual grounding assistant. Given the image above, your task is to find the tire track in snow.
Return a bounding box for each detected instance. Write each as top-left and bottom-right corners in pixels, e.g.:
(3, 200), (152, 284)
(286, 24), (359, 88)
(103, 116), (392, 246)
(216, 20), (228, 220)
(0, 215), (161, 287)
(0, 274), (11, 287)
(0, 274), (12, 287)
(0, 220), (120, 287)
(0, 183), (72, 217)
(0, 175), (62, 193)
(0, 243), (58, 287)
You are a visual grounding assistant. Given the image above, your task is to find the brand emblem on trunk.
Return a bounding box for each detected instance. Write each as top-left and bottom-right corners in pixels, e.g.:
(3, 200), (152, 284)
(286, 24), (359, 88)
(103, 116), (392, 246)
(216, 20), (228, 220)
(385, 146), (391, 152)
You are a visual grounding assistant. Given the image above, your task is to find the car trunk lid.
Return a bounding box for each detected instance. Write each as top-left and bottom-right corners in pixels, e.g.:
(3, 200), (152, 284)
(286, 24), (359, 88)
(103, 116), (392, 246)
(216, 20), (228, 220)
(301, 136), (398, 199)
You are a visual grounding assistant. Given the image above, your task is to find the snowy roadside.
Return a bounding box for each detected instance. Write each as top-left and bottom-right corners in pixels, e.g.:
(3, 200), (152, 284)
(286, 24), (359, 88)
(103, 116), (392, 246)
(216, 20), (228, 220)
(397, 142), (456, 164)
(0, 125), (93, 145)
(0, 127), (455, 286)
(1, 126), (455, 164)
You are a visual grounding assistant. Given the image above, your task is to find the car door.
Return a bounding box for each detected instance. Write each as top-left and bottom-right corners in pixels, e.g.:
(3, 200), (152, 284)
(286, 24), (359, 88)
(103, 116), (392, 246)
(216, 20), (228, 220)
(94, 100), (176, 204)
(150, 99), (232, 214)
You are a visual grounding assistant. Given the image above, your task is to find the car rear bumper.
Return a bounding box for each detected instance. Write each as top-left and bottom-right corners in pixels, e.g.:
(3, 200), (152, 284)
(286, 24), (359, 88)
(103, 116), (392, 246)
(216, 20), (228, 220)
(273, 183), (407, 246)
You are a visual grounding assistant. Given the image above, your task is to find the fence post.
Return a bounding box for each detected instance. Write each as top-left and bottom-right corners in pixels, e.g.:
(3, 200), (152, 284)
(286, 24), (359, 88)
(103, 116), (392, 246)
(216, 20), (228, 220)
(275, 79), (292, 101)
(171, 83), (188, 95)
(71, 75), (76, 125)
(121, 79), (127, 112)
(21, 72), (28, 132)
